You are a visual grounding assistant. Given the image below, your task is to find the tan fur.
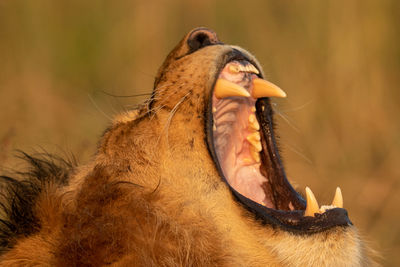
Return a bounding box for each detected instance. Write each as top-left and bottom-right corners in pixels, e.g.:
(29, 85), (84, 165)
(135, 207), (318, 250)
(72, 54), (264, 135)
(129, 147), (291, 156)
(0, 29), (379, 266)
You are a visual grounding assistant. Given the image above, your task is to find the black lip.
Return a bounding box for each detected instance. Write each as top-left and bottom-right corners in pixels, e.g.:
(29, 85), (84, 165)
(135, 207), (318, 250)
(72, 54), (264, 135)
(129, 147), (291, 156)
(205, 49), (353, 234)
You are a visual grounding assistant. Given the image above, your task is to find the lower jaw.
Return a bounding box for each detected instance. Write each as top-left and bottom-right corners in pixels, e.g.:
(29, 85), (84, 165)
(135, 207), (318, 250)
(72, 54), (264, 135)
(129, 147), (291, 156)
(229, 185), (352, 234)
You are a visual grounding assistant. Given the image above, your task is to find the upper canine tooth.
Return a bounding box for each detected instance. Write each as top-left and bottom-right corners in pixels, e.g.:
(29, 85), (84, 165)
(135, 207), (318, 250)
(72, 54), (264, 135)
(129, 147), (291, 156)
(252, 78), (287, 98)
(331, 187), (343, 208)
(214, 79), (250, 99)
(304, 187), (320, 217)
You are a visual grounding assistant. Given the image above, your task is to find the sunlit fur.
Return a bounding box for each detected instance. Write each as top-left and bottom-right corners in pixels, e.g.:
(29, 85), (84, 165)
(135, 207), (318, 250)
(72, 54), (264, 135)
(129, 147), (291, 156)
(0, 29), (378, 266)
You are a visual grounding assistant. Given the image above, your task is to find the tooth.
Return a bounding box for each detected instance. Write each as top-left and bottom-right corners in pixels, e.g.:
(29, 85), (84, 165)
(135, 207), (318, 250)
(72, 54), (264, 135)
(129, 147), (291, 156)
(246, 132), (261, 151)
(212, 107), (217, 113)
(247, 131), (260, 141)
(250, 147), (260, 163)
(249, 114), (256, 123)
(238, 65), (247, 72)
(214, 79), (250, 99)
(252, 78), (287, 98)
(244, 64), (256, 74)
(243, 158), (252, 164)
(304, 187), (320, 217)
(331, 187), (343, 208)
(213, 124), (217, 131)
(247, 64), (260, 74)
(248, 114), (260, 131)
(319, 205), (335, 213)
(228, 64), (240, 73)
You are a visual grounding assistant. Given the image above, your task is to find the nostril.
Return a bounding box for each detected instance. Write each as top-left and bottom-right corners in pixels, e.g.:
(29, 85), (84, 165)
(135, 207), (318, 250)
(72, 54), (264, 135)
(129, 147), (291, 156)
(187, 28), (222, 53)
(195, 33), (209, 46)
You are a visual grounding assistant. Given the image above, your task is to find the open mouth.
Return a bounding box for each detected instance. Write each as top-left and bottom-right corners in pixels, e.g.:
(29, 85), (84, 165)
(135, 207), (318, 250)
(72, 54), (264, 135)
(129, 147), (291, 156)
(206, 52), (352, 234)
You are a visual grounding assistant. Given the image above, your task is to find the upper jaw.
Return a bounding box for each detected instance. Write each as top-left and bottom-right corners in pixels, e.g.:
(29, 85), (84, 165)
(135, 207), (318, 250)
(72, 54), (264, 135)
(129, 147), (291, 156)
(206, 50), (352, 234)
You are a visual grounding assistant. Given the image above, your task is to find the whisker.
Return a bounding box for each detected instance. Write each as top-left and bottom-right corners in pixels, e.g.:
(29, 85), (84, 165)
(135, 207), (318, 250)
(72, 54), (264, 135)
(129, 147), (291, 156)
(285, 144), (313, 164)
(97, 90), (152, 98)
(273, 107), (300, 133)
(87, 94), (113, 121)
(144, 92), (191, 174)
(164, 92), (191, 150)
(279, 100), (314, 113)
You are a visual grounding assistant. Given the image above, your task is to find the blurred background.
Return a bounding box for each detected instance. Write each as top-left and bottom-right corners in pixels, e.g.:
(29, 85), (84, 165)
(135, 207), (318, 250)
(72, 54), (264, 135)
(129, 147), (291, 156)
(0, 0), (398, 265)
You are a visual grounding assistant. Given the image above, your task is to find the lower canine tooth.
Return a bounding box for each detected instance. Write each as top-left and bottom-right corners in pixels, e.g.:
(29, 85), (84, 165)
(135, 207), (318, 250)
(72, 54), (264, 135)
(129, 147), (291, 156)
(304, 187), (320, 217)
(331, 187), (343, 208)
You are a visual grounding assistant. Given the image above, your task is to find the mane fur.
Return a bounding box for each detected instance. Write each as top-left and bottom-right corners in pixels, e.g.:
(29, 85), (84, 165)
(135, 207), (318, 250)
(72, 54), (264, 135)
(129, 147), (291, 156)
(0, 152), (76, 252)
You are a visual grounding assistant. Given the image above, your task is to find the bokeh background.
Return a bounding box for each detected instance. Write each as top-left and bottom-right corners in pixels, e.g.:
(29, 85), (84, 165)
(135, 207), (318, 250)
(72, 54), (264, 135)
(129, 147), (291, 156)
(0, 0), (398, 265)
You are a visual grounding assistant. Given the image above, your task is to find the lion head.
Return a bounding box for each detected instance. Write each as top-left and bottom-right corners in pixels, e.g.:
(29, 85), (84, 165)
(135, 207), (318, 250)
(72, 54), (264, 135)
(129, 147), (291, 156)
(0, 28), (378, 266)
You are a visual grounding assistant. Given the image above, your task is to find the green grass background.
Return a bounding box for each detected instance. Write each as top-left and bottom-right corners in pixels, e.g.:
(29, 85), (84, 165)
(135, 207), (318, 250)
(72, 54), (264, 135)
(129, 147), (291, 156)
(0, 1), (399, 265)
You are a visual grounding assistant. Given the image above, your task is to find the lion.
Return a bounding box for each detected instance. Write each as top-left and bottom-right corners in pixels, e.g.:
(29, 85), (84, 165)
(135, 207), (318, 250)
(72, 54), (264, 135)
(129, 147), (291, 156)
(0, 28), (378, 266)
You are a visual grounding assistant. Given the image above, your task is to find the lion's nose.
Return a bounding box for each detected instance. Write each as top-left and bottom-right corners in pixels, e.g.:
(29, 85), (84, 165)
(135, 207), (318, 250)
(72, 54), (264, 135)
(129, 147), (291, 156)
(187, 27), (222, 53)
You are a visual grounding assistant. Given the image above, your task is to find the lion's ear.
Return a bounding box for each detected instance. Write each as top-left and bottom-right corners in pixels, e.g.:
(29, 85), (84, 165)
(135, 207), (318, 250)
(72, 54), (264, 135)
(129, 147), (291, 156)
(187, 28), (222, 53)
